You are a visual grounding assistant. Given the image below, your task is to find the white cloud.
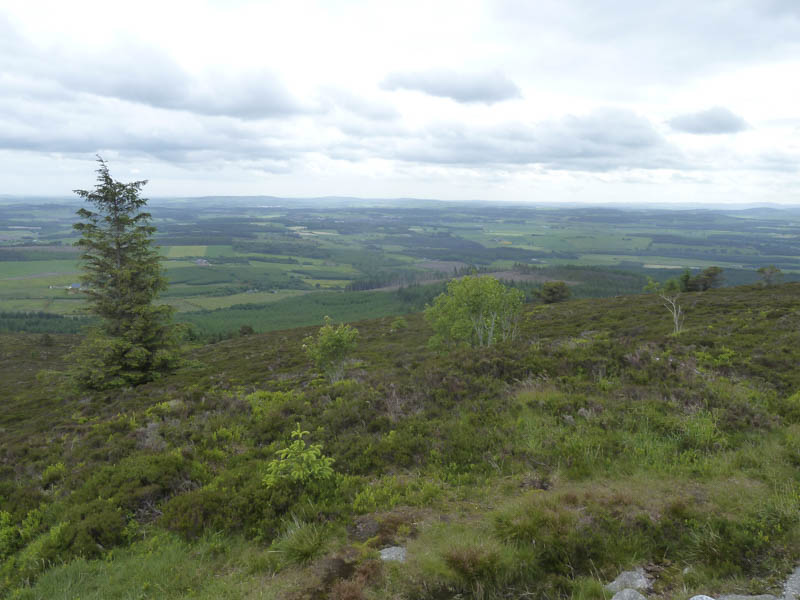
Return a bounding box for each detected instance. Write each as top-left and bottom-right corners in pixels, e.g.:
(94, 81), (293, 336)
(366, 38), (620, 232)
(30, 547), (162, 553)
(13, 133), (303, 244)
(382, 70), (521, 104)
(0, 0), (798, 205)
(668, 107), (749, 135)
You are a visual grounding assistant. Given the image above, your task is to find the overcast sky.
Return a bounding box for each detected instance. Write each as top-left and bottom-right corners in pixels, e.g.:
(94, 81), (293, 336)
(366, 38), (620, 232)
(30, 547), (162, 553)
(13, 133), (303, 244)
(1, 0), (799, 205)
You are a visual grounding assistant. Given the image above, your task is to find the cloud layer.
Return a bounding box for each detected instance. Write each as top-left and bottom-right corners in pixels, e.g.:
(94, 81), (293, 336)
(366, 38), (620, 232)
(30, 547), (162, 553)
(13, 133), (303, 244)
(0, 1), (798, 204)
(668, 107), (749, 135)
(382, 70), (522, 104)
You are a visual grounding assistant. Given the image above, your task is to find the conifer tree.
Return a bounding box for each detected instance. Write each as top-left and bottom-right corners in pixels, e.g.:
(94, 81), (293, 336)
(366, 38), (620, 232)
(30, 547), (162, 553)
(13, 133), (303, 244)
(71, 157), (179, 389)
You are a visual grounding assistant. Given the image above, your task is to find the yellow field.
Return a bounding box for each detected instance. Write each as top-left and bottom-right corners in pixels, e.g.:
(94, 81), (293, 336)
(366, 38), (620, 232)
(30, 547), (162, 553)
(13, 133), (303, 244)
(164, 246), (207, 258)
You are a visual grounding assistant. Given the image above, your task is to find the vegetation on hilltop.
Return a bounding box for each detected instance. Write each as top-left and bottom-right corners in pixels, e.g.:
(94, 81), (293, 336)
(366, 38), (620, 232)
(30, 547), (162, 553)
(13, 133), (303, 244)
(1, 282), (800, 598)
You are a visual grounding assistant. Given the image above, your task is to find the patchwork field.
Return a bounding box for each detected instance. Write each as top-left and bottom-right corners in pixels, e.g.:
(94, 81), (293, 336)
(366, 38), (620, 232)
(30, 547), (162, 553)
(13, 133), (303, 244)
(2, 199), (800, 336)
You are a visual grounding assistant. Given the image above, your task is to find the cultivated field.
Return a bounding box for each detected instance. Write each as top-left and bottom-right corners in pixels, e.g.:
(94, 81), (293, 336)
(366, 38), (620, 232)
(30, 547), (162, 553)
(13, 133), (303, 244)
(2, 198), (799, 336)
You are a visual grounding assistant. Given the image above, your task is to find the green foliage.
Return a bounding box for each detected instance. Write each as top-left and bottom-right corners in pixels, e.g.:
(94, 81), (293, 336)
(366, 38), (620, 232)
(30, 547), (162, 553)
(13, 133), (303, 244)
(352, 476), (407, 513)
(692, 266), (724, 291)
(0, 510), (18, 560)
(389, 316), (408, 333)
(6, 282), (800, 597)
(303, 316), (359, 382)
(270, 516), (331, 567)
(425, 275), (524, 348)
(75, 451), (207, 513)
(58, 499), (128, 559)
(263, 424), (335, 490)
(676, 266), (725, 292)
(695, 345), (736, 370)
(71, 157), (180, 389)
(40, 462), (66, 488)
(247, 390), (295, 419)
(405, 524), (517, 597)
(9, 532), (266, 600)
(538, 280), (571, 304)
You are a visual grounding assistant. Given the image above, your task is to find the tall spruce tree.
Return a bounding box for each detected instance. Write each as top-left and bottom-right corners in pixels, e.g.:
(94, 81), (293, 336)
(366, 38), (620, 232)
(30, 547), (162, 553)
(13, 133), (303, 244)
(71, 157), (179, 389)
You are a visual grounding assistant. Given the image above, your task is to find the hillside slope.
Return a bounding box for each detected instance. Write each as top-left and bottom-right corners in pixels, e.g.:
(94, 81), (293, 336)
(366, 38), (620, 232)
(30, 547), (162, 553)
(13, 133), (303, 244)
(2, 284), (800, 599)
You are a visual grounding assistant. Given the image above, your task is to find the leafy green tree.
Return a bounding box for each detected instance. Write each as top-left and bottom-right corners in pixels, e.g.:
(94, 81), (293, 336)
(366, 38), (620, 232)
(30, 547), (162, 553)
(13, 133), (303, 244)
(688, 266), (724, 291)
(71, 158), (179, 389)
(757, 265), (782, 287)
(677, 266), (724, 292)
(425, 275), (524, 348)
(538, 281), (571, 304)
(303, 316), (359, 382)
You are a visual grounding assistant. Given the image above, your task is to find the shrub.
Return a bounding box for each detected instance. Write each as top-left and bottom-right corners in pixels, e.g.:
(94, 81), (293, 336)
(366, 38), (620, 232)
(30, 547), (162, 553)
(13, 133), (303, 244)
(1, 521), (70, 586)
(425, 275), (523, 348)
(160, 488), (228, 540)
(161, 467), (296, 541)
(538, 281), (571, 304)
(443, 542), (508, 586)
(0, 510), (18, 560)
(263, 424), (335, 491)
(247, 389), (299, 421)
(75, 452), (207, 512)
(303, 316), (359, 382)
(59, 499), (127, 559)
(389, 317), (408, 333)
(270, 516), (331, 567)
(352, 476), (405, 514)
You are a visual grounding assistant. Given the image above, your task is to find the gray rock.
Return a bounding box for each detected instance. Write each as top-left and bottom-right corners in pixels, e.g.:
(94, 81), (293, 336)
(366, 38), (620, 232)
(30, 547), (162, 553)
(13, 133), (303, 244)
(689, 596), (716, 600)
(719, 595), (778, 600)
(786, 567), (800, 600)
(379, 546), (406, 562)
(606, 567), (651, 593)
(612, 590), (647, 600)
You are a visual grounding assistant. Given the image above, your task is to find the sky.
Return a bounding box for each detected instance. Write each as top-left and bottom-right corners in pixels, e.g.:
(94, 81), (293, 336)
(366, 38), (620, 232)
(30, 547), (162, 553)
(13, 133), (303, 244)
(1, 0), (799, 205)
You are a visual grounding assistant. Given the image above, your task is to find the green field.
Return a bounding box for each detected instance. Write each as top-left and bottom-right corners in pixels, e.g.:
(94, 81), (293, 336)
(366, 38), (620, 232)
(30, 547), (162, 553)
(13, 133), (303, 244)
(0, 259), (79, 278)
(179, 290), (415, 336)
(163, 245), (207, 257)
(3, 200), (800, 334)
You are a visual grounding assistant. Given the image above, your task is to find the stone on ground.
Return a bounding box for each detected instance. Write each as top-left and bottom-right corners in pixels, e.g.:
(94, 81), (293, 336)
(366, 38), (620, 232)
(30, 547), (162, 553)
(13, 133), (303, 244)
(606, 567), (651, 593)
(611, 590), (647, 600)
(379, 546), (406, 562)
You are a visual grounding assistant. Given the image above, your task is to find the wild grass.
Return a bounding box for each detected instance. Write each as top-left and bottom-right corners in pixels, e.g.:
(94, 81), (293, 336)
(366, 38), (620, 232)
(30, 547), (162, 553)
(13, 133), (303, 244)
(4, 284), (800, 598)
